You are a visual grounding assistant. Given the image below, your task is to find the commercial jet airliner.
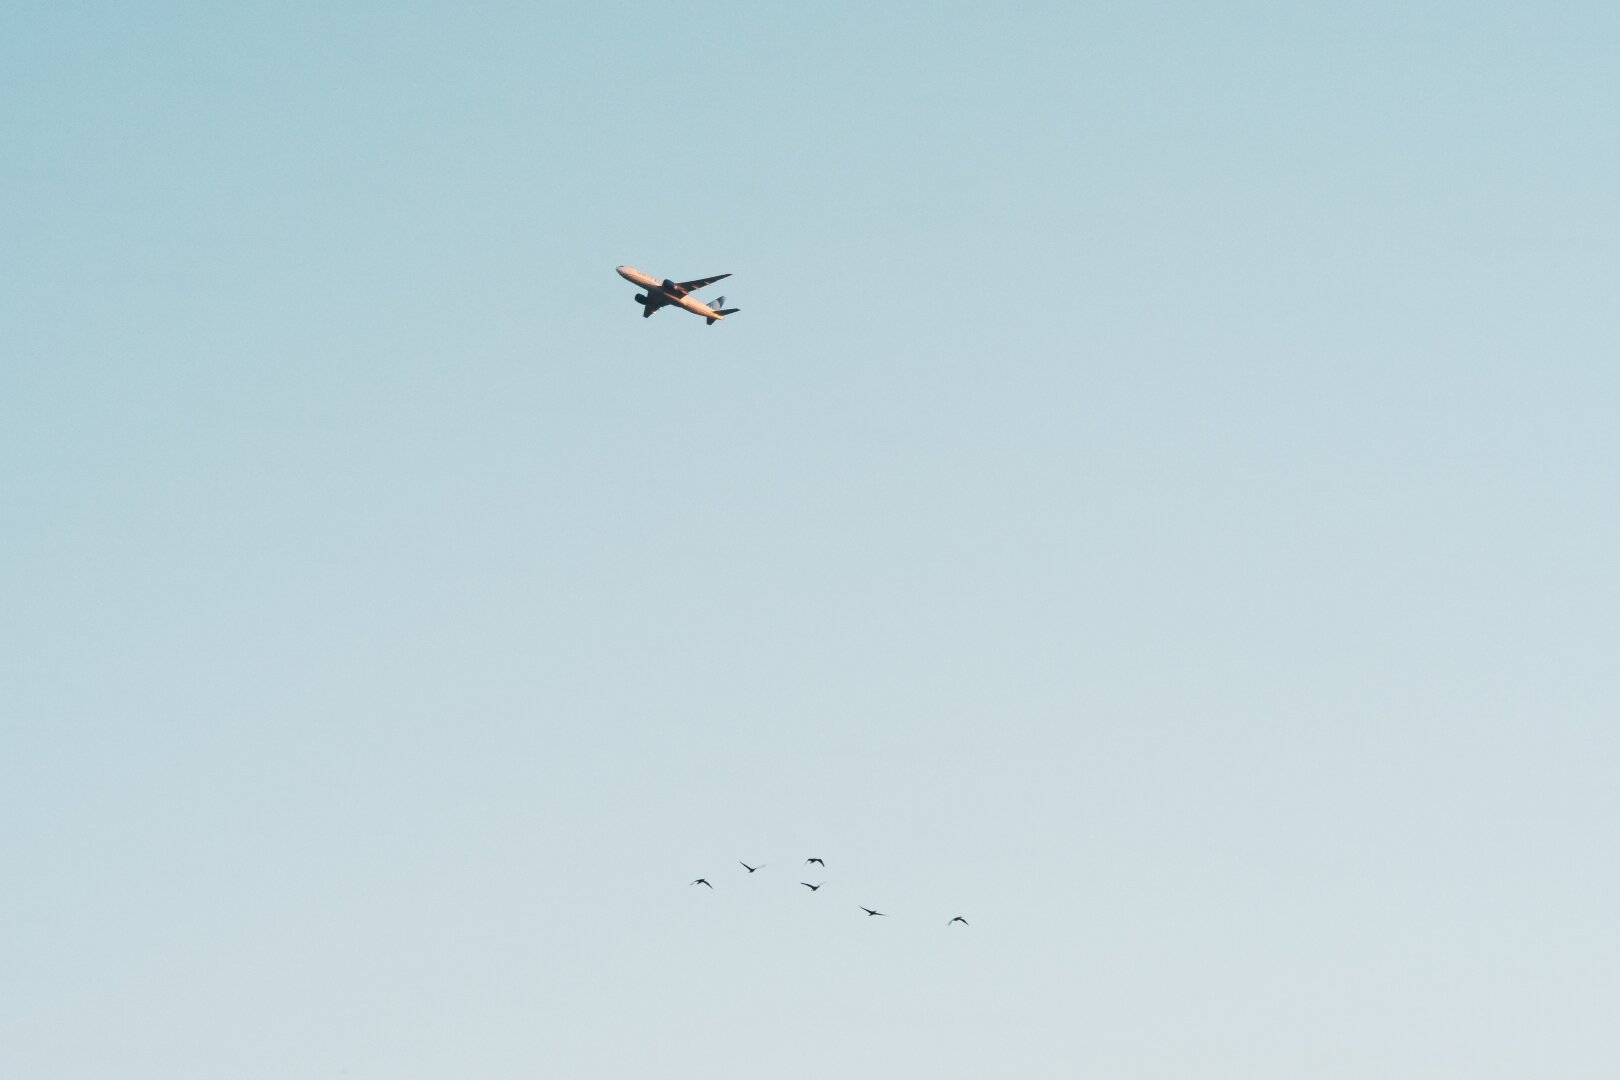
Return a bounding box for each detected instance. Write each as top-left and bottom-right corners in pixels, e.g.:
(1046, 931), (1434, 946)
(616, 265), (740, 325)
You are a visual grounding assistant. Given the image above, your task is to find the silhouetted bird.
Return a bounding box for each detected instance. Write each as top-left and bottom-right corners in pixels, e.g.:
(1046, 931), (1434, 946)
(948, 916), (968, 926)
(860, 906), (886, 917)
(801, 881), (824, 891)
(739, 862), (764, 873)
(691, 879), (712, 888)
(806, 858), (825, 866)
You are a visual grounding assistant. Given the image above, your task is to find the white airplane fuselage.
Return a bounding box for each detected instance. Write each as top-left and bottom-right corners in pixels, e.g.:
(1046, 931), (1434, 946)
(616, 265), (729, 321)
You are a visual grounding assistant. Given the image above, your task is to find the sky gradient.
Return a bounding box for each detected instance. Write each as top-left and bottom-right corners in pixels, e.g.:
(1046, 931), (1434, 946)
(4, 3), (1619, 1077)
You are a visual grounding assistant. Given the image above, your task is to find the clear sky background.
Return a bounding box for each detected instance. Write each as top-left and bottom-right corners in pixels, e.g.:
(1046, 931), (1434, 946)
(3, 3), (1618, 1077)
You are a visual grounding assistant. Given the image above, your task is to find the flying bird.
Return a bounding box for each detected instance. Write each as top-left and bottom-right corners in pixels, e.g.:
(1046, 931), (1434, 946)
(806, 858), (825, 866)
(860, 906), (886, 917)
(691, 879), (712, 888)
(801, 881), (824, 891)
(948, 916), (969, 926)
(739, 862), (764, 873)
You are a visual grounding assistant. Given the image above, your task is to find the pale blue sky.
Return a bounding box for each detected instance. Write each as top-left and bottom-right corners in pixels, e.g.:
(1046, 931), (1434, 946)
(3, 3), (1618, 1077)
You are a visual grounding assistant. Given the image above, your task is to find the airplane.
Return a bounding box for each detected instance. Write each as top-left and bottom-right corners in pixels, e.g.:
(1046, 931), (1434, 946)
(616, 265), (740, 325)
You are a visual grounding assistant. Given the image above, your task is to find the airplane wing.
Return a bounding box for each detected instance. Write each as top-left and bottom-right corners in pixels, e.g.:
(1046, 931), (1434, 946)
(676, 273), (730, 292)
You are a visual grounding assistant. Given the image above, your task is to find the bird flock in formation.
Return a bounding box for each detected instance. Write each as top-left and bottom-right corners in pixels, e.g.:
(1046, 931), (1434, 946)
(690, 857), (970, 926)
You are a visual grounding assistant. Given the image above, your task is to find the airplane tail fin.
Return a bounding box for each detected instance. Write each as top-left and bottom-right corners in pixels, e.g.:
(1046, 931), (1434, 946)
(705, 298), (741, 326)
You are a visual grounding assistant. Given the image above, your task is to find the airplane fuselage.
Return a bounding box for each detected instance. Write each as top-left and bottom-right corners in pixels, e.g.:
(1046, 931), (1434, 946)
(616, 265), (730, 321)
